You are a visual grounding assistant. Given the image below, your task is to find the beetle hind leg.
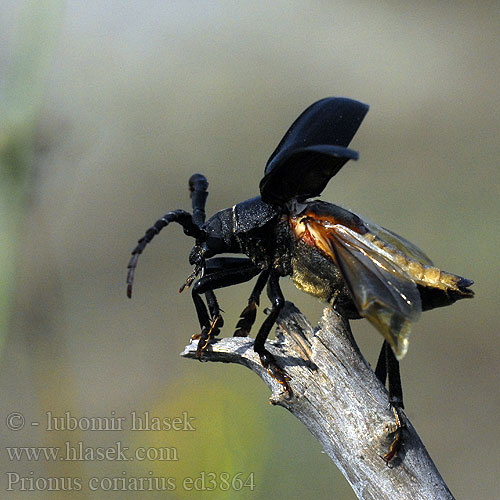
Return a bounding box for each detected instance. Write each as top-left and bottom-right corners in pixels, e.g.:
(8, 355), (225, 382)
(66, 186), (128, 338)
(383, 406), (404, 466)
(258, 350), (291, 392)
(375, 340), (406, 465)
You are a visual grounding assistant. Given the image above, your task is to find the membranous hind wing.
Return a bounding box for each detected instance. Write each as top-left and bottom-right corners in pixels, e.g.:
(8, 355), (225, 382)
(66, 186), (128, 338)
(291, 204), (473, 359)
(362, 220), (433, 266)
(327, 224), (421, 360)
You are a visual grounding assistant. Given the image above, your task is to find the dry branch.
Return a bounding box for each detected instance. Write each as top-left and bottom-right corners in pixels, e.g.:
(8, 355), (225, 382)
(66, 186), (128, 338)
(181, 302), (455, 500)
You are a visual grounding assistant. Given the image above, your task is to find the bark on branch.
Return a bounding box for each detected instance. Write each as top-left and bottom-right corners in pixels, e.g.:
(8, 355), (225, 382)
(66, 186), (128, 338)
(181, 302), (455, 500)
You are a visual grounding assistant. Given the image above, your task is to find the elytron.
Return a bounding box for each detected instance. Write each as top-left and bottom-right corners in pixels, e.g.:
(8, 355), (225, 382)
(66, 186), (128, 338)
(127, 97), (473, 462)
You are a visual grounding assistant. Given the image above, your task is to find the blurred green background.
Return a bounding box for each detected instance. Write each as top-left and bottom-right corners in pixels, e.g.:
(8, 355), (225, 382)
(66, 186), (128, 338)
(1, 1), (498, 499)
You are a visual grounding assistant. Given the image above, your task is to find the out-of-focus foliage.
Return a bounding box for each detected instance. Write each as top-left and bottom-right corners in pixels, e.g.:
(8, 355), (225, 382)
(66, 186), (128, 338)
(0, 0), (63, 353)
(0, 1), (498, 499)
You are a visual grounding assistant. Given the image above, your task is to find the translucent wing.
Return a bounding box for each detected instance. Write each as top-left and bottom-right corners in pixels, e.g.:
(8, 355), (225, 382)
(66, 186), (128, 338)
(308, 220), (423, 359)
(291, 202), (473, 358)
(362, 220), (433, 266)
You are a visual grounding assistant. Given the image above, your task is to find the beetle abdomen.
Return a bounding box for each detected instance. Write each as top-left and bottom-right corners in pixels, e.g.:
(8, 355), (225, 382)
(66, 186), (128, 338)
(290, 240), (360, 319)
(363, 232), (473, 295)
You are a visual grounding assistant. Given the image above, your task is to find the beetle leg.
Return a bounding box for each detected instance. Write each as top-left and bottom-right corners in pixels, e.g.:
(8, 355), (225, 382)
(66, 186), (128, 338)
(234, 269), (270, 337)
(204, 290), (224, 339)
(254, 272), (291, 392)
(205, 290), (223, 325)
(191, 257), (258, 343)
(196, 314), (225, 359)
(383, 406), (404, 466)
(375, 340), (406, 465)
(191, 291), (224, 360)
(198, 257), (256, 339)
(191, 287), (213, 344)
(191, 261), (261, 358)
(375, 340), (388, 385)
(190, 290), (223, 340)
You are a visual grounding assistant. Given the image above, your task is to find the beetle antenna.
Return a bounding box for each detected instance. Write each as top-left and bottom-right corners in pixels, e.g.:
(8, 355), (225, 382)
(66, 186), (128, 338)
(127, 209), (206, 298)
(189, 173), (209, 226)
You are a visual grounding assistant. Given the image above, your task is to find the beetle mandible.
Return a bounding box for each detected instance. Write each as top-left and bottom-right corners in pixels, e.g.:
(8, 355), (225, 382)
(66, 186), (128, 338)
(126, 97), (473, 463)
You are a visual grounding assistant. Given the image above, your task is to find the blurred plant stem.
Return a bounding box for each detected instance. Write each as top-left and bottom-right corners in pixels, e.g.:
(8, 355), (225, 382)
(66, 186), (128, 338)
(0, 0), (63, 356)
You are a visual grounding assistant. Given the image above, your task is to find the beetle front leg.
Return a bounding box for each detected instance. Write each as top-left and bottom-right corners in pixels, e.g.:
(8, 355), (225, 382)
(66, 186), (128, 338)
(191, 262), (261, 358)
(191, 289), (219, 358)
(254, 272), (291, 392)
(190, 290), (224, 341)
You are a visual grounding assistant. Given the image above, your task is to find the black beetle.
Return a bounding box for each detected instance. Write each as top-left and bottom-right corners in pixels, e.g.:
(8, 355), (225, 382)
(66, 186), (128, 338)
(127, 97), (473, 462)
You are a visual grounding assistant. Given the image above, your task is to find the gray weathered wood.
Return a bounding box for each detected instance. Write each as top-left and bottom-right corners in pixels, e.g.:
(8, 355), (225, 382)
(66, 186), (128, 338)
(181, 302), (455, 500)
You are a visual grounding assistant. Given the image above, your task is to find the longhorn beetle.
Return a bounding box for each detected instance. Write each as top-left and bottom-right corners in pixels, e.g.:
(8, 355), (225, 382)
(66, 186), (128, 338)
(127, 97), (473, 463)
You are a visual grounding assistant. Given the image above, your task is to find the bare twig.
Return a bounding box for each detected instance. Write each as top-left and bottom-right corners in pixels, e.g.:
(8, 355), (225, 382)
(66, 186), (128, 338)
(181, 302), (455, 500)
